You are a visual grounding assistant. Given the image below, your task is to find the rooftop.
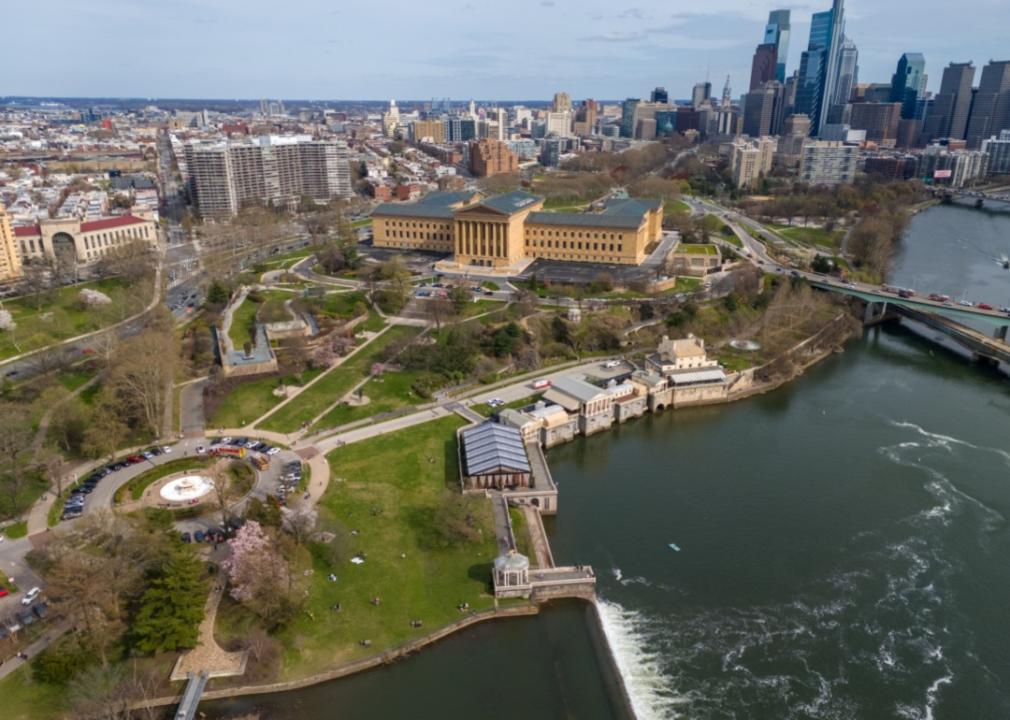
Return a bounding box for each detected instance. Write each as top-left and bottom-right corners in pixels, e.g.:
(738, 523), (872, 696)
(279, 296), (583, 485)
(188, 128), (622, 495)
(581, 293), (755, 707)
(528, 196), (662, 230)
(544, 375), (609, 406)
(460, 190), (543, 216)
(461, 422), (531, 476)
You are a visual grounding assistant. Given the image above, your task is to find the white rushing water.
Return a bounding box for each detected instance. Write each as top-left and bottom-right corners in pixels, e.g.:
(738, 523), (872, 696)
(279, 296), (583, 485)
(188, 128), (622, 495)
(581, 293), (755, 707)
(594, 598), (686, 720)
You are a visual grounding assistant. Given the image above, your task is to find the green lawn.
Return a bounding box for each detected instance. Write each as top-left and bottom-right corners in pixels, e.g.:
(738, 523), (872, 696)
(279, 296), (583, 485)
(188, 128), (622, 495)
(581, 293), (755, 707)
(459, 298), (505, 318)
(113, 456), (217, 504)
(314, 291), (368, 320)
(474, 393), (544, 418)
(236, 416), (498, 677)
(2, 520), (28, 538)
(258, 326), (421, 433)
(665, 200), (692, 215)
(769, 223), (844, 250)
(0, 278), (150, 361)
(0, 667), (67, 720)
(0, 469), (47, 522)
(309, 365), (440, 432)
(209, 369), (324, 429)
(227, 296), (261, 348)
(677, 243), (719, 255)
(55, 366), (97, 392)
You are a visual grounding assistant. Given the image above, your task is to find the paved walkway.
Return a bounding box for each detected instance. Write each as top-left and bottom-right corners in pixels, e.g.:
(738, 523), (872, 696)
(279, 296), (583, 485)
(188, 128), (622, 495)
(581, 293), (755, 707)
(171, 583), (247, 681)
(0, 620), (72, 680)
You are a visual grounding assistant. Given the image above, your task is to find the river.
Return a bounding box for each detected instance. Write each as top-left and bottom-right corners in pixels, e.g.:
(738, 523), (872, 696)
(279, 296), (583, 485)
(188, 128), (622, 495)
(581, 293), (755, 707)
(206, 202), (1010, 720)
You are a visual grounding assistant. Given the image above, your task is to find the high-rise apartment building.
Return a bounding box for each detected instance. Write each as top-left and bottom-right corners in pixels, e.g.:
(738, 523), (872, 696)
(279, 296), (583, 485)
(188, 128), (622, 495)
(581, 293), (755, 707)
(0, 203), (23, 282)
(545, 111), (572, 138)
(799, 140), (858, 185)
(750, 44), (779, 91)
(890, 53), (927, 120)
(468, 139), (519, 177)
(966, 60), (1010, 148)
(849, 102), (902, 143)
(795, 0), (846, 135)
(552, 92), (572, 113)
(730, 137), (777, 188)
(981, 130), (1010, 175)
(185, 137), (351, 218)
(764, 10), (791, 83)
(411, 119), (445, 143)
(777, 114), (812, 164)
(447, 117), (477, 142)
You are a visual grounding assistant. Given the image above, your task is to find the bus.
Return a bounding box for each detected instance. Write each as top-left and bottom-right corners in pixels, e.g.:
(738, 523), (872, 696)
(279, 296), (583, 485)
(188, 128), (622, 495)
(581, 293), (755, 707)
(210, 446), (246, 459)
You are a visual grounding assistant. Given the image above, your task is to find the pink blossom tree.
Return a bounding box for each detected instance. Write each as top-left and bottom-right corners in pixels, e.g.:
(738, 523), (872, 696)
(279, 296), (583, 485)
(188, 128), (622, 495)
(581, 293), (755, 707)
(223, 521), (296, 624)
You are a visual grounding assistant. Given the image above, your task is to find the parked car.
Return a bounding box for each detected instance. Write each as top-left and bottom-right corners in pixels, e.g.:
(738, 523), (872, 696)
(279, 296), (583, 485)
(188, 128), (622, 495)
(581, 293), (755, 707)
(266, 447), (280, 456)
(195, 446), (206, 454)
(127, 455), (144, 464)
(977, 303), (993, 310)
(0, 588), (8, 598)
(21, 587), (41, 605)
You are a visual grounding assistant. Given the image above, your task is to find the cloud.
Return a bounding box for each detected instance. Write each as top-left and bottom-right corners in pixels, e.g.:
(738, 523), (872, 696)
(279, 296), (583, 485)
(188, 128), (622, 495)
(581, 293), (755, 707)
(618, 7), (645, 19)
(580, 30), (647, 43)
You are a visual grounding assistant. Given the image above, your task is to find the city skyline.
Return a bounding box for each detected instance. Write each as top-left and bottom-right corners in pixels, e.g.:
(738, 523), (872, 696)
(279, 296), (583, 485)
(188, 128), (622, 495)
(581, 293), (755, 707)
(2, 0), (1009, 100)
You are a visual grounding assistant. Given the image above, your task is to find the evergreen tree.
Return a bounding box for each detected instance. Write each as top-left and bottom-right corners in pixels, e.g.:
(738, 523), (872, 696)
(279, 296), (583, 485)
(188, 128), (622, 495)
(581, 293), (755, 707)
(131, 553), (206, 653)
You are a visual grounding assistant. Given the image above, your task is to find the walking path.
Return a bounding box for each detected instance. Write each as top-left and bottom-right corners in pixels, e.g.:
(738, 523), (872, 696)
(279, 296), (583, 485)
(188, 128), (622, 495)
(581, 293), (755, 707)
(247, 325), (391, 430)
(170, 583), (247, 681)
(0, 620), (72, 681)
(29, 375), (100, 457)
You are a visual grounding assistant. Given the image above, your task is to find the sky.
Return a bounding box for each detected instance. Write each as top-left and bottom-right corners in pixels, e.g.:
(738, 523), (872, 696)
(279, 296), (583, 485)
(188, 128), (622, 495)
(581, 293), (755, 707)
(2, 0), (1008, 101)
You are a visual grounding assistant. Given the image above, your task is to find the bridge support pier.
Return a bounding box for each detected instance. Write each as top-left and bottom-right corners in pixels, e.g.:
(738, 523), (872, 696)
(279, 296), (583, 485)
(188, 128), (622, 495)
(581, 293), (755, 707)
(863, 301), (890, 326)
(994, 325), (1008, 343)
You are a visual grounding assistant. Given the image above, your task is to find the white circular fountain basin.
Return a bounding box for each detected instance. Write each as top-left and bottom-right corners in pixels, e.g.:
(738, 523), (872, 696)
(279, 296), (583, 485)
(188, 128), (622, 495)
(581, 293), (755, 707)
(160, 475), (215, 502)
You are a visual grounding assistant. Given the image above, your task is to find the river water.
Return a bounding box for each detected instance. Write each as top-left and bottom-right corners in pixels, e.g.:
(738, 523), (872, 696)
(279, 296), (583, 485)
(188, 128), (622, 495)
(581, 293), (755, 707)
(206, 203), (1010, 720)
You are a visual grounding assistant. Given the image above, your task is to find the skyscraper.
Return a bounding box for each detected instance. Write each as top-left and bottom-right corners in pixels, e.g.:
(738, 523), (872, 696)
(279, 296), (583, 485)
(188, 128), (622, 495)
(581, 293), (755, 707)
(620, 99), (640, 138)
(922, 62), (976, 142)
(834, 38), (859, 108)
(966, 60), (1010, 148)
(692, 82), (712, 108)
(890, 53), (927, 120)
(795, 0), (846, 136)
(750, 44), (779, 91)
(650, 87), (669, 104)
(743, 82), (786, 138)
(721, 76), (733, 108)
(764, 10), (791, 83)
(552, 92), (572, 113)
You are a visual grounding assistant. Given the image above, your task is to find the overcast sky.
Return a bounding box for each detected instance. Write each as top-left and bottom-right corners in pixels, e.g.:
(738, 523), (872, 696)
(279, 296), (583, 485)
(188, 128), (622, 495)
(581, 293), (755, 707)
(2, 0), (1007, 101)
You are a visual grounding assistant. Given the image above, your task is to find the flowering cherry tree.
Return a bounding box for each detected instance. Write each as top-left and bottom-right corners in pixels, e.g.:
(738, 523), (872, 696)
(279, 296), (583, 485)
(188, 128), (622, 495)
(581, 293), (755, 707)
(223, 520), (293, 622)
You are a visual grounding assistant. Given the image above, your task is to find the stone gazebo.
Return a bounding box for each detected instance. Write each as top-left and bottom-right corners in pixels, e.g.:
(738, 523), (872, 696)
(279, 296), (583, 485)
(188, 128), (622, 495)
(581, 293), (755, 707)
(493, 549), (532, 598)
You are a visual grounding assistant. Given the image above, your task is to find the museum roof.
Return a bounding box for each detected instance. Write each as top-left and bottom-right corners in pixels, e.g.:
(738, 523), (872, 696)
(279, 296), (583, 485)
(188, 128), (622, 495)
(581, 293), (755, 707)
(460, 190), (542, 216)
(526, 197), (661, 230)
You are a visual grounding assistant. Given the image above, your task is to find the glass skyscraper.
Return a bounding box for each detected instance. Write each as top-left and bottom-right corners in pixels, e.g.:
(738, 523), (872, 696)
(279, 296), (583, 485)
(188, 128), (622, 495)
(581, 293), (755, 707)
(794, 0), (846, 135)
(890, 53), (927, 120)
(763, 10), (791, 83)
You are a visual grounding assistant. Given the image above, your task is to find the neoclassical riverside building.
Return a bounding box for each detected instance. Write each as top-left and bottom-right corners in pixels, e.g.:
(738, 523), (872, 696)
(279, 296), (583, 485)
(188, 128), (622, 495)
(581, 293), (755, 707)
(372, 190), (664, 269)
(12, 214), (157, 268)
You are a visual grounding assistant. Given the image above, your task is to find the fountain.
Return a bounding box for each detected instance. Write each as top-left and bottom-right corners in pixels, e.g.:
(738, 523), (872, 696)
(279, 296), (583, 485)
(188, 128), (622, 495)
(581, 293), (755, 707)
(160, 475), (215, 503)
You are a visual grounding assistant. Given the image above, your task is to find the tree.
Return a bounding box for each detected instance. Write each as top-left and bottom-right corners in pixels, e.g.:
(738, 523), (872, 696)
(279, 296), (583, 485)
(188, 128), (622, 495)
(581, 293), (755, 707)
(94, 240), (155, 283)
(449, 286), (471, 313)
(432, 492), (484, 546)
(103, 322), (179, 437)
(131, 553), (206, 653)
(0, 402), (34, 515)
(82, 406), (128, 460)
(280, 505), (318, 545)
(224, 521), (299, 625)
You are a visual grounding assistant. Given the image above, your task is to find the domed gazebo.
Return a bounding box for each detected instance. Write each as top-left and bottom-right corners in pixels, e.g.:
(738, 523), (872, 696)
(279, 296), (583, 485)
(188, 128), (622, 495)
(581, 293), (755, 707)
(493, 549), (532, 598)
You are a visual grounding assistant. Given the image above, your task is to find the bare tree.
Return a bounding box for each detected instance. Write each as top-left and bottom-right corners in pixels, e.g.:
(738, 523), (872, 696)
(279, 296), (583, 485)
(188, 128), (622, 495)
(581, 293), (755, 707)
(0, 403), (34, 514)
